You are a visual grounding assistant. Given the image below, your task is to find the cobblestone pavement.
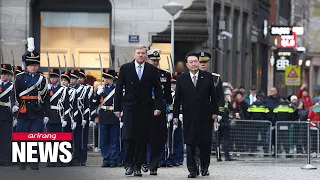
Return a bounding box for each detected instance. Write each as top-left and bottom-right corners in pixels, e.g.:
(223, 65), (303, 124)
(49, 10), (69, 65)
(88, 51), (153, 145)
(1, 154), (320, 180)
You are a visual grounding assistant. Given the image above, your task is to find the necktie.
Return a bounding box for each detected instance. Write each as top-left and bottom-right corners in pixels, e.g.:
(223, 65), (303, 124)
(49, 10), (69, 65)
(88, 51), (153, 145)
(193, 75), (197, 87)
(138, 65), (142, 80)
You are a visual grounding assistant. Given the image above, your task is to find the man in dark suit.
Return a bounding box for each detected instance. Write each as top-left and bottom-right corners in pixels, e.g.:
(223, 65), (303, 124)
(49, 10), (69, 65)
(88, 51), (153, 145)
(114, 45), (164, 177)
(173, 52), (218, 178)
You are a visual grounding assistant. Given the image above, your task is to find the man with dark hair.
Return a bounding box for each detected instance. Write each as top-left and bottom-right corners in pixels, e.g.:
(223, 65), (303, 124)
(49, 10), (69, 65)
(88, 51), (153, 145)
(173, 52), (218, 178)
(114, 45), (164, 177)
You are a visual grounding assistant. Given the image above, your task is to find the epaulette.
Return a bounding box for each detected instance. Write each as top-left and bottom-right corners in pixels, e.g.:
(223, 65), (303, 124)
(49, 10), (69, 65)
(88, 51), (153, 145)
(16, 72), (24, 76)
(212, 73), (220, 77)
(160, 68), (171, 73)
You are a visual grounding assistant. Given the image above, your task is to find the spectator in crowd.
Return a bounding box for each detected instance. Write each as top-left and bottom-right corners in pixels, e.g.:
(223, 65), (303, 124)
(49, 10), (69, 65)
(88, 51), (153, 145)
(307, 97), (320, 157)
(234, 91), (249, 119)
(232, 88), (239, 99)
(244, 86), (257, 105)
(293, 99), (309, 154)
(239, 86), (246, 94)
(265, 87), (280, 122)
(289, 95), (299, 120)
(297, 83), (312, 109)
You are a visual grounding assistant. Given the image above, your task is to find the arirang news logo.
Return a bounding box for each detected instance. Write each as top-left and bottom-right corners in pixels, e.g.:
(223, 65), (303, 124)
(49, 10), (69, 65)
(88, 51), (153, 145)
(12, 132), (72, 163)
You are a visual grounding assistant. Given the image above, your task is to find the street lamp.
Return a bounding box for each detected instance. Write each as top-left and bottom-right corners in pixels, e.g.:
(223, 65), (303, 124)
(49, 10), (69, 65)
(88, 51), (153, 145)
(163, 1), (183, 66)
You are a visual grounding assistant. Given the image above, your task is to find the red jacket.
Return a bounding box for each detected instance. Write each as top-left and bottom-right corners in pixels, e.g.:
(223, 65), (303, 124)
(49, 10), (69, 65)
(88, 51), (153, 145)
(308, 107), (320, 127)
(297, 89), (312, 109)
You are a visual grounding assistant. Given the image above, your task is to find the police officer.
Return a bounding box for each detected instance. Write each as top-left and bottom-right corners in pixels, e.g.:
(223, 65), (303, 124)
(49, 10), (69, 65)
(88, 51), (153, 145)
(247, 93), (269, 156)
(143, 49), (173, 175)
(92, 68), (119, 167)
(68, 69), (90, 166)
(167, 71), (184, 167)
(46, 68), (70, 167)
(273, 97), (294, 154)
(0, 64), (14, 166)
(12, 42), (50, 170)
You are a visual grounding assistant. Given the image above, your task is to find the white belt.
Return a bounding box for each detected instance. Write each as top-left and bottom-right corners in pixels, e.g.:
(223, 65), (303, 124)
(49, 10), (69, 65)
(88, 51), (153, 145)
(101, 106), (114, 111)
(0, 101), (10, 107)
(74, 110), (79, 117)
(51, 105), (62, 110)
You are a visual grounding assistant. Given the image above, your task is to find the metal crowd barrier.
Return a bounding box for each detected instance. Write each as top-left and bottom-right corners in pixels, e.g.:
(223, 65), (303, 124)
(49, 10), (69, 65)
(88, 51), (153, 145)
(227, 120), (273, 156)
(275, 121), (320, 158)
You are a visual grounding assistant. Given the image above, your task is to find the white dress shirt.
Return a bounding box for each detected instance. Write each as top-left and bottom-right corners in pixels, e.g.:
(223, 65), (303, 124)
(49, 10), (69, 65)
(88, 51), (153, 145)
(135, 60), (145, 77)
(189, 70), (199, 84)
(249, 94), (257, 105)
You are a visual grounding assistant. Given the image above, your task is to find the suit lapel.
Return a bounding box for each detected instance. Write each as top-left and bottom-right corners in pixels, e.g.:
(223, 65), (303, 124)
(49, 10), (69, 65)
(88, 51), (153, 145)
(131, 61), (140, 81)
(195, 70), (204, 91)
(140, 62), (148, 81)
(185, 71), (196, 90)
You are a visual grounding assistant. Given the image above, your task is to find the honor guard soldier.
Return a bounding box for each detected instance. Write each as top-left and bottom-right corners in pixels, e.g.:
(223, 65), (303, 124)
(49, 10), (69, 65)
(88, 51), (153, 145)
(92, 68), (120, 167)
(12, 41), (50, 170)
(216, 90), (234, 161)
(197, 52), (224, 167)
(78, 69), (94, 126)
(247, 93), (269, 156)
(167, 71), (184, 167)
(46, 68), (70, 167)
(68, 69), (90, 166)
(0, 64), (14, 166)
(141, 49), (172, 175)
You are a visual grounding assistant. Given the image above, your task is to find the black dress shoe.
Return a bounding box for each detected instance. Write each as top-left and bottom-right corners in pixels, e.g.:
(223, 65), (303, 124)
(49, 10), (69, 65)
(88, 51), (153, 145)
(217, 158), (222, 162)
(101, 163), (110, 167)
(125, 167), (133, 175)
(201, 169), (210, 176)
(31, 166), (39, 170)
(19, 164), (26, 170)
(141, 164), (148, 172)
(173, 163), (179, 166)
(167, 164), (173, 167)
(134, 170), (142, 176)
(150, 170), (157, 175)
(188, 172), (197, 178)
(109, 164), (117, 168)
(179, 162), (183, 165)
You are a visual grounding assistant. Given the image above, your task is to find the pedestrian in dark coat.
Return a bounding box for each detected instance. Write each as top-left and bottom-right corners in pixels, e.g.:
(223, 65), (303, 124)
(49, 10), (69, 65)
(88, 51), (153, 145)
(114, 45), (164, 177)
(173, 52), (219, 178)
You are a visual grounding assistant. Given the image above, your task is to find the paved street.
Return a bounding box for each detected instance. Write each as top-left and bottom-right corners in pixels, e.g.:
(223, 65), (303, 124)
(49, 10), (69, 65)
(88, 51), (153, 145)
(1, 154), (320, 180)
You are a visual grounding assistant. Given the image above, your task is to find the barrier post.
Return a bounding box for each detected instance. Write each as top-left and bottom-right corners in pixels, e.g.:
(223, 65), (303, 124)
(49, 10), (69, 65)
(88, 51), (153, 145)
(301, 119), (317, 170)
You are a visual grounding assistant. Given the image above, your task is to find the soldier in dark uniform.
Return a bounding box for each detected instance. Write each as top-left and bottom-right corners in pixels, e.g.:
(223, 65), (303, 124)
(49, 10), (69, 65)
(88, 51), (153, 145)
(142, 49), (172, 175)
(0, 64), (14, 166)
(196, 52), (224, 166)
(92, 68), (120, 167)
(167, 71), (184, 167)
(68, 69), (90, 166)
(12, 47), (50, 170)
(46, 68), (70, 167)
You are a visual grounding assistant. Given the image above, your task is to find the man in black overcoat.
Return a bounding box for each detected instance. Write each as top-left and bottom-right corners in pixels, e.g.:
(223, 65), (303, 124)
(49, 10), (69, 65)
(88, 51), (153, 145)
(173, 52), (218, 178)
(114, 45), (164, 177)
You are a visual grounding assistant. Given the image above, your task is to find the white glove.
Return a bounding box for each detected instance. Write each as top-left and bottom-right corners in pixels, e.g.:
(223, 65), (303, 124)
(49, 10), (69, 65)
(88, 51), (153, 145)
(48, 84), (52, 90)
(71, 122), (77, 130)
(218, 115), (222, 121)
(43, 117), (49, 124)
(61, 121), (67, 128)
(97, 85), (104, 95)
(13, 118), (18, 127)
(120, 122), (123, 128)
(82, 120), (87, 127)
(167, 113), (173, 122)
(89, 121), (95, 127)
(173, 124), (178, 131)
(12, 105), (19, 113)
(179, 114), (183, 121)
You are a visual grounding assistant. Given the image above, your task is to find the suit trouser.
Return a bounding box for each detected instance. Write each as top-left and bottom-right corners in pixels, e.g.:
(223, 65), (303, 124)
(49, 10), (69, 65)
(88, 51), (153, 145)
(148, 141), (164, 171)
(186, 143), (211, 173)
(100, 124), (120, 165)
(17, 119), (44, 168)
(124, 139), (144, 170)
(217, 126), (230, 159)
(73, 123), (89, 163)
(141, 143), (151, 165)
(0, 121), (12, 164)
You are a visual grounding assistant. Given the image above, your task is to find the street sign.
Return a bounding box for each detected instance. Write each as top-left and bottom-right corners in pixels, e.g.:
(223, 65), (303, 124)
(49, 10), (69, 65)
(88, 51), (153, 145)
(285, 65), (301, 86)
(128, 35), (139, 43)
